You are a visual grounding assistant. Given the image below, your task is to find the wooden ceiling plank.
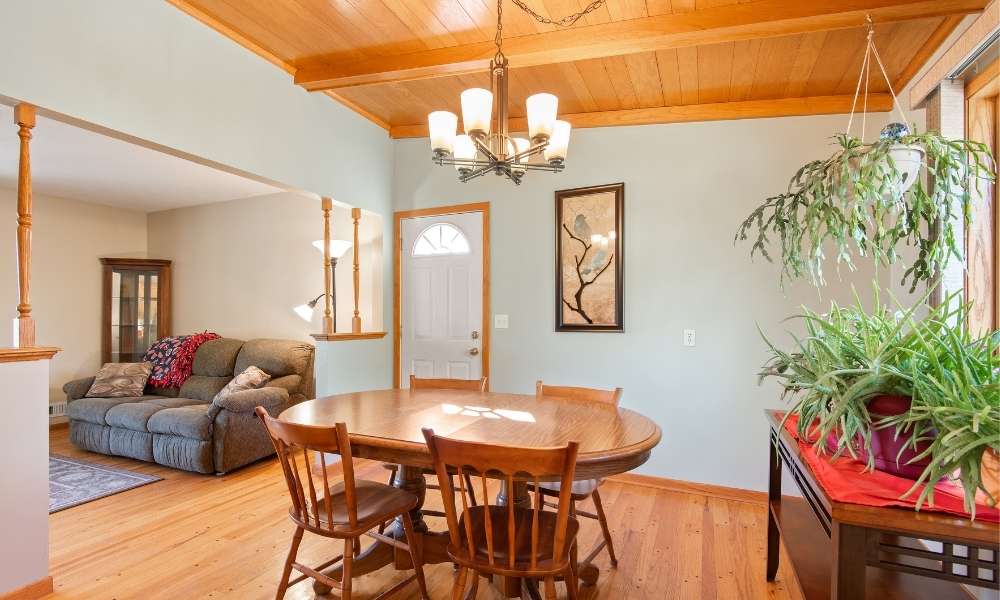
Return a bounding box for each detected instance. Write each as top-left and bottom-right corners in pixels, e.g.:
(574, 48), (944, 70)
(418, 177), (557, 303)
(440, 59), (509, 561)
(832, 23), (899, 96)
(803, 27), (869, 97)
(625, 52), (667, 108)
(293, 0), (987, 91)
(645, 0), (674, 16)
(573, 58), (625, 111)
(728, 38), (763, 101)
(556, 62), (602, 112)
(602, 56), (642, 109)
(783, 32), (827, 98)
(376, 0), (461, 50)
(893, 15), (964, 91)
(389, 93), (896, 137)
(676, 46), (700, 104)
(696, 41), (735, 104)
(655, 49), (684, 105)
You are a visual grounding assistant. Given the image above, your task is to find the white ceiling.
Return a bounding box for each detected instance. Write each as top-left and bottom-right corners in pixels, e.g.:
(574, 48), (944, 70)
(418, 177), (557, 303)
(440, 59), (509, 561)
(0, 104), (285, 213)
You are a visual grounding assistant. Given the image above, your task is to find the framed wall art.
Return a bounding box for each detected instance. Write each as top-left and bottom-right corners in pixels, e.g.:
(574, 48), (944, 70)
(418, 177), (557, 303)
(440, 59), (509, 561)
(555, 183), (624, 332)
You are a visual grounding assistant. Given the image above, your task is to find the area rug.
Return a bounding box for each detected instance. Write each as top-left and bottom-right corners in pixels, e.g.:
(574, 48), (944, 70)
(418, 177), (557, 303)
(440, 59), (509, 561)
(49, 455), (161, 513)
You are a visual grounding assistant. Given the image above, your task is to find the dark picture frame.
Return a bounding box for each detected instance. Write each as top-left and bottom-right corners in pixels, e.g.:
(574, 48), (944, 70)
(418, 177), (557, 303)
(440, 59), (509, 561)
(555, 183), (624, 332)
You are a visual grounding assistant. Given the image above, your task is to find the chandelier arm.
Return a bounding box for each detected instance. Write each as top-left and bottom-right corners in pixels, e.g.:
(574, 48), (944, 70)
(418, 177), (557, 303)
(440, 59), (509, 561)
(472, 135), (500, 162)
(460, 164), (496, 182)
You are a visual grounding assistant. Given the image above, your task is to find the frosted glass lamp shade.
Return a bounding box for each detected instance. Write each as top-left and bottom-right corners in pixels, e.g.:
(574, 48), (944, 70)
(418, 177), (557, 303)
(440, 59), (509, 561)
(453, 134), (477, 171)
(312, 239), (353, 259)
(526, 93), (558, 142)
(545, 120), (571, 164)
(460, 88), (493, 135)
(293, 303), (315, 322)
(428, 111), (458, 156)
(511, 137), (530, 173)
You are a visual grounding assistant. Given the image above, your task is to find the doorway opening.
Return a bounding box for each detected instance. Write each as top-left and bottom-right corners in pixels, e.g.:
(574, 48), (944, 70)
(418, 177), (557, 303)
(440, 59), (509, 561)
(393, 202), (490, 388)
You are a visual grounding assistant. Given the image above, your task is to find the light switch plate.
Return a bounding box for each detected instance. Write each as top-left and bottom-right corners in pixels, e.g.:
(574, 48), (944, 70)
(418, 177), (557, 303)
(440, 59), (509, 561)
(494, 314), (509, 329)
(683, 329), (696, 347)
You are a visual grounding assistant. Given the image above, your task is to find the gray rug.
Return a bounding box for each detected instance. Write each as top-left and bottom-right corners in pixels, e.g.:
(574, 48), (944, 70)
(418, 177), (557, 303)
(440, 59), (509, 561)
(49, 455), (162, 513)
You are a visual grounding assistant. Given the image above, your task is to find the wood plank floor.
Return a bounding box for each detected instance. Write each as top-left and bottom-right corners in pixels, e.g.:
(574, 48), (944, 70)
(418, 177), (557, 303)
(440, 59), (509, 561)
(45, 428), (803, 599)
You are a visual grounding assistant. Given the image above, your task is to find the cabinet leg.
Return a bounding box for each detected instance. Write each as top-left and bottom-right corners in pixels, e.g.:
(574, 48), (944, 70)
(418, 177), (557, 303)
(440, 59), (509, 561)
(831, 523), (867, 600)
(766, 431), (781, 581)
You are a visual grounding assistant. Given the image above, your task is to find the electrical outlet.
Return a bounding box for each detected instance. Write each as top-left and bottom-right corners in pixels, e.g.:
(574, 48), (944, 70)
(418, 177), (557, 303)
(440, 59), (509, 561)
(683, 329), (696, 347)
(494, 314), (509, 329)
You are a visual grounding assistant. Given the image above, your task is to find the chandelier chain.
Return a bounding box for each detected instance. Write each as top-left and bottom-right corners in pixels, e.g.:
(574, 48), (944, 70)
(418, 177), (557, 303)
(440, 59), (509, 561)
(494, 0), (606, 56)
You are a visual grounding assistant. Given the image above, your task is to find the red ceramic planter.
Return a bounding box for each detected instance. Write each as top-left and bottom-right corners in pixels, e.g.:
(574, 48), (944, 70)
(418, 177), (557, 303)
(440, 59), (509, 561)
(825, 395), (932, 480)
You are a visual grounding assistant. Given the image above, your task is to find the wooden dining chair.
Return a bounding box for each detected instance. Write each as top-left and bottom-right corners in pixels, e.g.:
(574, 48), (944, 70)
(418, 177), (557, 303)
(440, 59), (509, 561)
(256, 407), (429, 600)
(382, 374), (488, 522)
(531, 381), (623, 569)
(422, 427), (582, 600)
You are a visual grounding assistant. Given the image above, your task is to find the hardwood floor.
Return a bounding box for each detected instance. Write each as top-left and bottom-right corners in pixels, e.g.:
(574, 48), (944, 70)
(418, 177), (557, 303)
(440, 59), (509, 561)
(46, 428), (802, 599)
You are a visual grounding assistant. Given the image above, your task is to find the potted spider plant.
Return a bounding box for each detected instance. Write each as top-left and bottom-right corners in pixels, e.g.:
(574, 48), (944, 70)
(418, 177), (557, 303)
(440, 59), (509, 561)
(759, 290), (1000, 515)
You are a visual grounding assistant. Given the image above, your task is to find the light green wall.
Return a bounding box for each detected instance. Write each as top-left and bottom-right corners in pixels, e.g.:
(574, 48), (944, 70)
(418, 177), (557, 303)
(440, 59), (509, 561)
(393, 113), (923, 491)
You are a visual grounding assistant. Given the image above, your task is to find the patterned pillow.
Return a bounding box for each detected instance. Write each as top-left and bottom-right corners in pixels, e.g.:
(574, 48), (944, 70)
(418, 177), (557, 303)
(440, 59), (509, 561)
(213, 366), (271, 402)
(86, 362), (153, 398)
(143, 335), (190, 388)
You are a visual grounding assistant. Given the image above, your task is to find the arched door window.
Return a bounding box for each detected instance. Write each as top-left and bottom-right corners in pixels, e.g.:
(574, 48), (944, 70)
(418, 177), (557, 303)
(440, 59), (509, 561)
(412, 222), (471, 256)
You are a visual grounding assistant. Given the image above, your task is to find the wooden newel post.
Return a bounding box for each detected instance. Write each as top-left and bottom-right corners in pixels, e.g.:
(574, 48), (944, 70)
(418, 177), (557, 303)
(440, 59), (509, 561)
(14, 103), (36, 348)
(351, 207), (362, 334)
(321, 197), (334, 335)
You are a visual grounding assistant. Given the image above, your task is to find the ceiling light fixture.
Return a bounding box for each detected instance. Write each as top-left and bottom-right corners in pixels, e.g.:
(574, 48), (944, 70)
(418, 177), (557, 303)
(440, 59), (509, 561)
(427, 0), (604, 185)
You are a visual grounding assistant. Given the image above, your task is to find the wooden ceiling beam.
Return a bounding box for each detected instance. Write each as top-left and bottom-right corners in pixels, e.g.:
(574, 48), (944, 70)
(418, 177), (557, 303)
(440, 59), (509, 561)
(388, 94), (895, 138)
(294, 0), (988, 92)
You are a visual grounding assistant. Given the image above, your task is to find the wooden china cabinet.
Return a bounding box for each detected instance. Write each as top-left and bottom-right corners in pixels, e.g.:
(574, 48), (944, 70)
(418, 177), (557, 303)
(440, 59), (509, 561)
(100, 258), (172, 364)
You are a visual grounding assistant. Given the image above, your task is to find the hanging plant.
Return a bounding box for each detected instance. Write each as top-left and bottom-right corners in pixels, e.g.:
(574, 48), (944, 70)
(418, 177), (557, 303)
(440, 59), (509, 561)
(734, 19), (996, 291)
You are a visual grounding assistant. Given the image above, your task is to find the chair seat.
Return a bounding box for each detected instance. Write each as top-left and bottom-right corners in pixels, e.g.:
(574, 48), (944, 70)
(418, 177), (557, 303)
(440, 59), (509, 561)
(448, 505), (579, 571)
(534, 478), (602, 497)
(304, 480), (418, 532)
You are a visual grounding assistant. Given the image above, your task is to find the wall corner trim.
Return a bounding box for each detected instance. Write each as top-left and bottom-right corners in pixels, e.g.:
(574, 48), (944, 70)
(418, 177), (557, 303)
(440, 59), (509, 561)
(0, 576), (54, 600)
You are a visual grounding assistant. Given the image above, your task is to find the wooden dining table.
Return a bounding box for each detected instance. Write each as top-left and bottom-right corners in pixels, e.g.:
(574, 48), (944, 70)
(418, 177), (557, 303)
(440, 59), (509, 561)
(279, 387), (662, 597)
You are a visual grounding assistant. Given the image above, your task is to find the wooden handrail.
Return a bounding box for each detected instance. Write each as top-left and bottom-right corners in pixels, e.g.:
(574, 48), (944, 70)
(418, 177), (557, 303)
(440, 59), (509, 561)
(14, 103), (36, 348)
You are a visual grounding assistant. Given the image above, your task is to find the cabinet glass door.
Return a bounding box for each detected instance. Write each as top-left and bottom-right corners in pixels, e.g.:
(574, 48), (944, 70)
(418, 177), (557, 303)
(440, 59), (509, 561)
(102, 258), (171, 364)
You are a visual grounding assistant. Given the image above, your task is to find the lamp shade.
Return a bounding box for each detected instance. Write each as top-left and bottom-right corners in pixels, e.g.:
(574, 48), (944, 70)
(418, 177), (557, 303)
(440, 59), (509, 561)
(312, 239), (353, 259)
(545, 120), (571, 164)
(453, 134), (477, 171)
(460, 88), (493, 135)
(293, 303), (315, 322)
(428, 111), (458, 156)
(511, 137), (530, 174)
(526, 93), (558, 142)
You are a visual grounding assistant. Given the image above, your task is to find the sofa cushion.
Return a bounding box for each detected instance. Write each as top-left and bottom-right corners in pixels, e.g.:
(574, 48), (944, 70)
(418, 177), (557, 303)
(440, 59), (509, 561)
(193, 338), (244, 377)
(235, 339), (312, 379)
(148, 404), (213, 440)
(266, 374), (302, 396)
(179, 375), (231, 402)
(86, 362), (152, 398)
(214, 366), (270, 402)
(105, 397), (205, 432)
(68, 396), (142, 425)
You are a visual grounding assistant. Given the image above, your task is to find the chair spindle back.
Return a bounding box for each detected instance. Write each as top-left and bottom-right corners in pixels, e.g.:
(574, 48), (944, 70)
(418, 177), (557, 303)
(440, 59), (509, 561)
(257, 407), (358, 531)
(422, 428), (579, 571)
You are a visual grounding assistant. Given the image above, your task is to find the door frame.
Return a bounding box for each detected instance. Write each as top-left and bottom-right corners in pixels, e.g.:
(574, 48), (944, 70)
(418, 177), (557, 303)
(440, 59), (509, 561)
(393, 202), (491, 389)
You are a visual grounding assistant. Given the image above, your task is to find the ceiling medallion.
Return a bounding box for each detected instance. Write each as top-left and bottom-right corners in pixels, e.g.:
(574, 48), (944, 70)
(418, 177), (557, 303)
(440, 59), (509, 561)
(427, 0), (605, 185)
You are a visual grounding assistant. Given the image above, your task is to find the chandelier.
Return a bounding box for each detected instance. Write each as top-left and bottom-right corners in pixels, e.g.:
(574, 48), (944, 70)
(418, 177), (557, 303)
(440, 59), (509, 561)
(427, 0), (604, 185)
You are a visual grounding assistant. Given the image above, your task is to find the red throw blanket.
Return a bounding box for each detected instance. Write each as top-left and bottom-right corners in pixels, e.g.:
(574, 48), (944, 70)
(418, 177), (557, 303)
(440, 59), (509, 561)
(784, 414), (999, 523)
(144, 332), (220, 388)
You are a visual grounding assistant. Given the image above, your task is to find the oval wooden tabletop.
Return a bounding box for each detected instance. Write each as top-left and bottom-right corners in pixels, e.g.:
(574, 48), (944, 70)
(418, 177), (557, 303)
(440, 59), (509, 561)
(279, 389), (662, 479)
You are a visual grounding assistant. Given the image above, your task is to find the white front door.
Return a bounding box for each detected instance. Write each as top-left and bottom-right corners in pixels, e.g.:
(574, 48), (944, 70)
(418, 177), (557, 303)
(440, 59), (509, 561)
(400, 211), (484, 385)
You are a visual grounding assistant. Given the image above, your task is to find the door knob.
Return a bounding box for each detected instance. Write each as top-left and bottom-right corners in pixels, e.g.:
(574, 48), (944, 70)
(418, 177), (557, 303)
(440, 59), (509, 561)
(471, 330), (480, 339)
(468, 347), (480, 356)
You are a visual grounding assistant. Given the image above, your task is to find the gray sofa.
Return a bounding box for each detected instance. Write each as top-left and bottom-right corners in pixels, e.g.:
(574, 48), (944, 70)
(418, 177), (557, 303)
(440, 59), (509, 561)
(63, 338), (315, 474)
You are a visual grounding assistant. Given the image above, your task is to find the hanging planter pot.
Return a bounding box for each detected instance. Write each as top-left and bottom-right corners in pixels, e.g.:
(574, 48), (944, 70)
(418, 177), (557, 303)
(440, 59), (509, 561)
(735, 17), (995, 291)
(886, 143), (924, 194)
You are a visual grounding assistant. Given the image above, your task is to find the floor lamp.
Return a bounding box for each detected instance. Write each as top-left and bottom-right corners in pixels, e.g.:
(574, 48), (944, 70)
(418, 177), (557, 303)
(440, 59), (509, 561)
(311, 239), (352, 332)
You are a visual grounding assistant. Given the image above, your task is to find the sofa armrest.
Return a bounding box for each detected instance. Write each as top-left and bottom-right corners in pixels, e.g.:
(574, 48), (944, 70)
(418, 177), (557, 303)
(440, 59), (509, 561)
(63, 377), (96, 401)
(212, 387), (289, 416)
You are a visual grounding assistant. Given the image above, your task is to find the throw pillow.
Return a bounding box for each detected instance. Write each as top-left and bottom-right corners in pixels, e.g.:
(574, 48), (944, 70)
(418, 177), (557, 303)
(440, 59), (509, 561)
(213, 365), (271, 402)
(86, 362), (153, 398)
